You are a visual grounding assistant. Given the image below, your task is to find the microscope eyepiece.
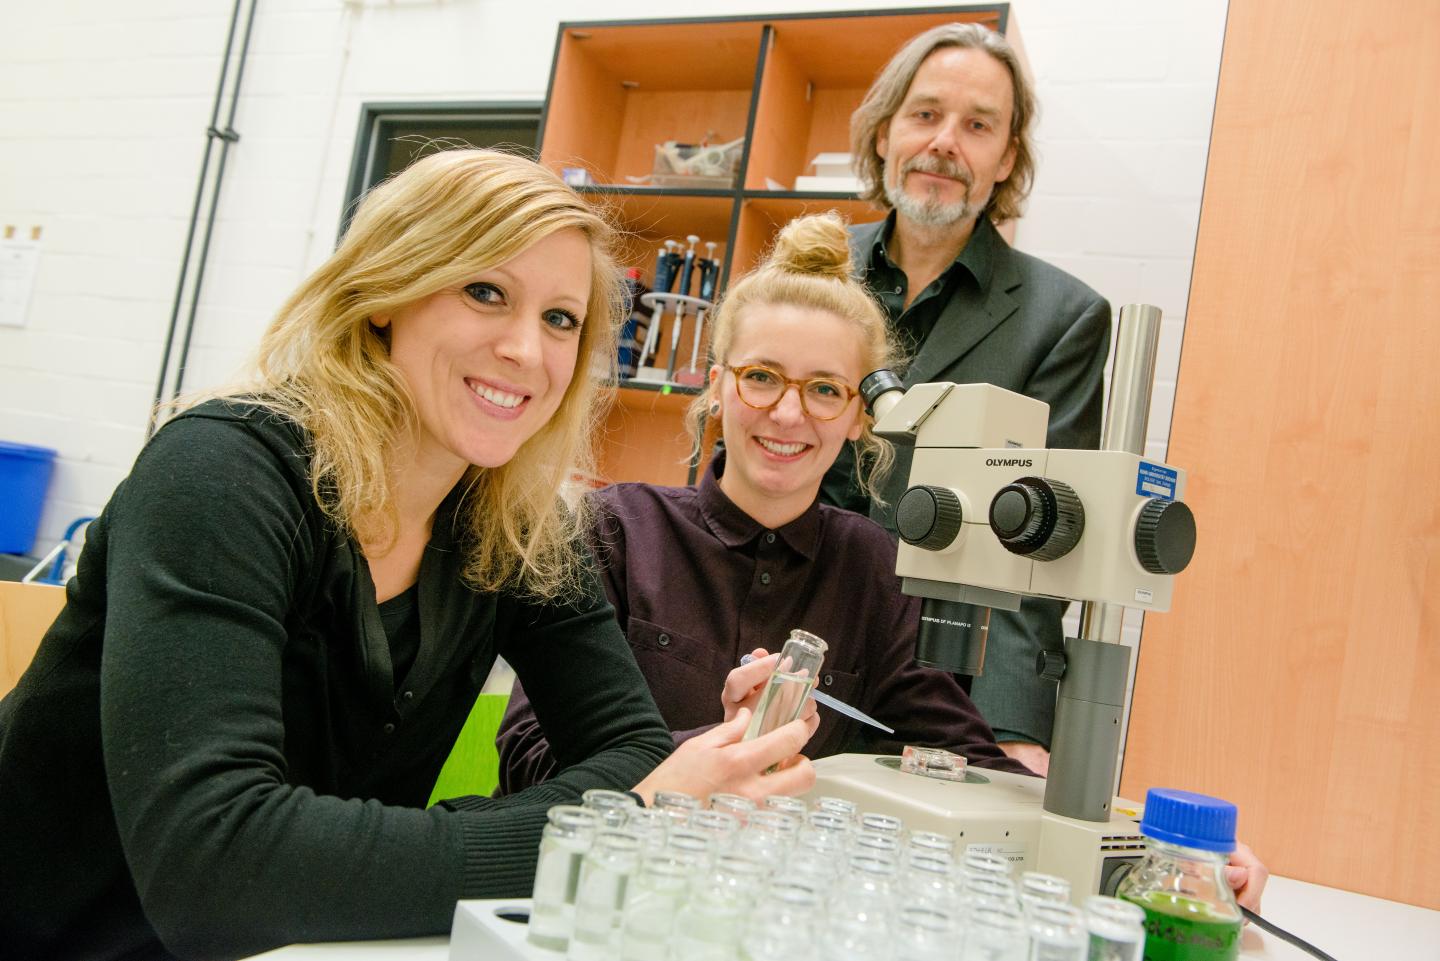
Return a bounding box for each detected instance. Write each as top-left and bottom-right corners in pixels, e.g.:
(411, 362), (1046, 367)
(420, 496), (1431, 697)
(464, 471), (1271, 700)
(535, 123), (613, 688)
(860, 369), (905, 416)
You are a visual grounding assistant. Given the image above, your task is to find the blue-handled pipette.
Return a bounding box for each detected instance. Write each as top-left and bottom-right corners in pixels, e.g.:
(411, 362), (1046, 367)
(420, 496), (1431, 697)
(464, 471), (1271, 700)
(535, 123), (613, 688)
(637, 241), (682, 369)
(740, 653), (895, 734)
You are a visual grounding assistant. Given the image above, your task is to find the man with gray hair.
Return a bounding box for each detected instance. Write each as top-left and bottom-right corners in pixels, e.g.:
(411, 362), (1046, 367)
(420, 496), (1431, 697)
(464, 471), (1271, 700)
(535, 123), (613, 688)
(821, 22), (1112, 775)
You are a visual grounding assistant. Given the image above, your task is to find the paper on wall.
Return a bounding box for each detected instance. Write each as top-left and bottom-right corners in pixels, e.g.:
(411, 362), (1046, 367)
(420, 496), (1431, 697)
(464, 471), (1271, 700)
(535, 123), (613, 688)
(0, 239), (42, 329)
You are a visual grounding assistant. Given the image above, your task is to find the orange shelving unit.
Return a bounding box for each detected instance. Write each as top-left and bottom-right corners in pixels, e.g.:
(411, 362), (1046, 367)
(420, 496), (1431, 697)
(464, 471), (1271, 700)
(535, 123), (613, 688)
(538, 5), (1017, 484)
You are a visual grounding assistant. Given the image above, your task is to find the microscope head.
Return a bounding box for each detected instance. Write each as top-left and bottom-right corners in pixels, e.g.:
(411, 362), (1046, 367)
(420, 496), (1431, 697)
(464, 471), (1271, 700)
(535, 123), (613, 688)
(866, 374), (1196, 625)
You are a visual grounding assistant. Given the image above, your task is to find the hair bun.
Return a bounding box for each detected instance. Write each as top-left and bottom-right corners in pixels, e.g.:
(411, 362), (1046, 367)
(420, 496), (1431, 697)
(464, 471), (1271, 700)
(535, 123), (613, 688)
(767, 211), (854, 279)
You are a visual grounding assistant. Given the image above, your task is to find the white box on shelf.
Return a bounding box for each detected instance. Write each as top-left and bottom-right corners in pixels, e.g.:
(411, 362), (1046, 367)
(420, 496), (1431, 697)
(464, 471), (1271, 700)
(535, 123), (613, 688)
(793, 174), (860, 192)
(809, 151), (853, 177)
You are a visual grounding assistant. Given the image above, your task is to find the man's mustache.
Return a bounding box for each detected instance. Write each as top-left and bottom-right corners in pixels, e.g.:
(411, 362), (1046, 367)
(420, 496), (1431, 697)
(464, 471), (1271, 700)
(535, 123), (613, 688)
(902, 155), (974, 189)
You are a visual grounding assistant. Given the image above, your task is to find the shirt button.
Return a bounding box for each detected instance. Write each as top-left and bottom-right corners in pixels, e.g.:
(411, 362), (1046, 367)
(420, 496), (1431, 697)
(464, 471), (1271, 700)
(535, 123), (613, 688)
(658, 633), (671, 647)
(402, 690), (415, 701)
(893, 286), (902, 294)
(383, 722), (396, 734)
(764, 532), (776, 544)
(823, 674), (834, 687)
(760, 572), (771, 585)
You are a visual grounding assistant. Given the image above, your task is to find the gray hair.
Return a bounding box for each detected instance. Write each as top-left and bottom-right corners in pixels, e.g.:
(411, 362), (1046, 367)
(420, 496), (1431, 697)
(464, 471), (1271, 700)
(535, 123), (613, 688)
(851, 22), (1037, 223)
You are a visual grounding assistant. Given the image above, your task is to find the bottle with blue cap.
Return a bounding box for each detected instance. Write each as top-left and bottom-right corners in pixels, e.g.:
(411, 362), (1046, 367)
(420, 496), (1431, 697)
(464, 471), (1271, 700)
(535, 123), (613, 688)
(1116, 788), (1243, 960)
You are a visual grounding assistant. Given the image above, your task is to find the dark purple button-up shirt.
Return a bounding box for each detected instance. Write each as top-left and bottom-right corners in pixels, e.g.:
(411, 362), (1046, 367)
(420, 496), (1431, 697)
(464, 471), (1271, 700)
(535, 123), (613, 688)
(496, 455), (1033, 793)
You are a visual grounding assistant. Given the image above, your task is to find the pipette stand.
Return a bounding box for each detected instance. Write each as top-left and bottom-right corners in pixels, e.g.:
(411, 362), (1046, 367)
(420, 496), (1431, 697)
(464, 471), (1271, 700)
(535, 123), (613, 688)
(631, 292), (712, 386)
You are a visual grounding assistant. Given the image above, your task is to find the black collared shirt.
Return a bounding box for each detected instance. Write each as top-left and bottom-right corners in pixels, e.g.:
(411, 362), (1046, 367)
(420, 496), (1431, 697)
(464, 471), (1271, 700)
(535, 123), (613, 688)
(862, 210), (1000, 355)
(821, 213), (1003, 516)
(497, 453), (1033, 794)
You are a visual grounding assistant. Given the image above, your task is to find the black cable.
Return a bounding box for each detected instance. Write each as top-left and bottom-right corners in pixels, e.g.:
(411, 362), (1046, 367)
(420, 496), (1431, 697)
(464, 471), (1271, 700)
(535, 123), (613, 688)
(1241, 905), (1341, 961)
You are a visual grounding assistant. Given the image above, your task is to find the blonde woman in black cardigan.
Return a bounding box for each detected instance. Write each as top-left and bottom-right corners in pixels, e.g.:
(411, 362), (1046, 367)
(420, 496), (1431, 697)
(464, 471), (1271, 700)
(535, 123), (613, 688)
(0, 149), (814, 960)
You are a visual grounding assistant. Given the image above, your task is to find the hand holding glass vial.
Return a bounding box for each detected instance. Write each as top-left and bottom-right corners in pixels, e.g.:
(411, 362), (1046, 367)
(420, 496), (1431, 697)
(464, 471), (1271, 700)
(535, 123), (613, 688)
(743, 629), (827, 742)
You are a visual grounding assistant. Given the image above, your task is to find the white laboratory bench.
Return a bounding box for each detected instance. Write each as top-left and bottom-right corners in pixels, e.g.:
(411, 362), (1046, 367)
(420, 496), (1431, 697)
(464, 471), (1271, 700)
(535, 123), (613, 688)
(245, 874), (1440, 961)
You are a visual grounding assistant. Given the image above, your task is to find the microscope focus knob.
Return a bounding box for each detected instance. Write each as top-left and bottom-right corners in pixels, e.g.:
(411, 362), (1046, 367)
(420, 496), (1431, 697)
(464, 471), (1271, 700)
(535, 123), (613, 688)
(988, 477), (1085, 561)
(1134, 499), (1197, 574)
(1035, 648), (1067, 682)
(896, 485), (964, 551)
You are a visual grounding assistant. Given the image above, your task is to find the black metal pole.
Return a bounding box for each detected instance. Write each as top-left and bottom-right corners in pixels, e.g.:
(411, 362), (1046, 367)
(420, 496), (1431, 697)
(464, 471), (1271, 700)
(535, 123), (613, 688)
(171, 0), (259, 403)
(148, 0), (253, 434)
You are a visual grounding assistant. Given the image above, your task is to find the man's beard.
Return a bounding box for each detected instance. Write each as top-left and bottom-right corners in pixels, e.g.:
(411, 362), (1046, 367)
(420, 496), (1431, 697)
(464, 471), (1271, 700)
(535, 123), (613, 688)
(884, 155), (981, 227)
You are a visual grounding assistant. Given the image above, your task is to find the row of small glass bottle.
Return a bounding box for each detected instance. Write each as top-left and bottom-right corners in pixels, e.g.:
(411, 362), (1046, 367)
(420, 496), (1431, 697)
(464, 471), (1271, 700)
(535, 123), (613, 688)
(528, 788), (1148, 961)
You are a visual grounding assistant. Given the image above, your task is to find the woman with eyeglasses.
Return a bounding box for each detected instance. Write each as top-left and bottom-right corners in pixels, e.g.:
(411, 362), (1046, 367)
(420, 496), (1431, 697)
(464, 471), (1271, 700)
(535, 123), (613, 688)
(497, 211), (1033, 794)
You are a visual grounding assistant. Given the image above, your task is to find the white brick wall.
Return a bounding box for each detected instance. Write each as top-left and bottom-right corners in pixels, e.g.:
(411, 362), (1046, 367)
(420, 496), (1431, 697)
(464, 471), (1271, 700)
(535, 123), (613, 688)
(0, 0), (1224, 595)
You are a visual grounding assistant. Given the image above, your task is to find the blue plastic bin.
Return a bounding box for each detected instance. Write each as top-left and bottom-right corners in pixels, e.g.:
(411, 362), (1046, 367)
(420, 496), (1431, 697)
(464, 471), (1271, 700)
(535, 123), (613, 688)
(0, 440), (58, 555)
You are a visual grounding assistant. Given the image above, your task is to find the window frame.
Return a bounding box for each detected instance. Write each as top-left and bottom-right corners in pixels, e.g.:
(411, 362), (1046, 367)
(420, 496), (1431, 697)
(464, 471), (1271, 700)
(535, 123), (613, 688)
(340, 100), (543, 238)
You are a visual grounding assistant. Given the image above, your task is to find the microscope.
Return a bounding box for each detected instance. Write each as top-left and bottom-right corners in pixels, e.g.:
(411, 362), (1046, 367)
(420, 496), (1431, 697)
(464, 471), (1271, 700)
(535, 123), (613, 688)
(805, 304), (1198, 899)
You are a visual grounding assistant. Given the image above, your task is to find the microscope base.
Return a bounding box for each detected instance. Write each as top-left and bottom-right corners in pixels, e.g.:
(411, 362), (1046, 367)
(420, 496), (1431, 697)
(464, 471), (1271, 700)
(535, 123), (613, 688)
(807, 753), (1146, 899)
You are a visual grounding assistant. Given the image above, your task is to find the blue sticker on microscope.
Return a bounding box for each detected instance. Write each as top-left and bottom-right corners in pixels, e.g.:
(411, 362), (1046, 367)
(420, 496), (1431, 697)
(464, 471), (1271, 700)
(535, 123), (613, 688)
(1136, 462), (1178, 501)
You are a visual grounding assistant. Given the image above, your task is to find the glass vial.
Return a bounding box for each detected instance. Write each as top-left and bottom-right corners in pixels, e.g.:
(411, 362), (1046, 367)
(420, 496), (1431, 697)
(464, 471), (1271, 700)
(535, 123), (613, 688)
(958, 903), (1027, 961)
(582, 788), (639, 828)
(1020, 870), (1073, 916)
(567, 829), (641, 961)
(617, 852), (690, 961)
(744, 629), (827, 741)
(1083, 895), (1146, 961)
(739, 877), (822, 961)
(1026, 901), (1088, 961)
(528, 805), (601, 950)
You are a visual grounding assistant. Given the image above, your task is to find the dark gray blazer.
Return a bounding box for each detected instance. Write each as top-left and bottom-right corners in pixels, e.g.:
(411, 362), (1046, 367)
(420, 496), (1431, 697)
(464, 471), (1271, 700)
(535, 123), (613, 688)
(826, 215), (1112, 747)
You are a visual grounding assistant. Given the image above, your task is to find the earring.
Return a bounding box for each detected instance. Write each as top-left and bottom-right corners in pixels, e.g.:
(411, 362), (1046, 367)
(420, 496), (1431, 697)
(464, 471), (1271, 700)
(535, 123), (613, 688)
(709, 402), (720, 416)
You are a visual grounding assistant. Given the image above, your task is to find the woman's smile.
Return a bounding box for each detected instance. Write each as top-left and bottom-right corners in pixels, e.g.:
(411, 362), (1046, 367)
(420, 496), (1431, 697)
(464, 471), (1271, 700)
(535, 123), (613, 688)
(466, 376), (531, 420)
(754, 436), (811, 459)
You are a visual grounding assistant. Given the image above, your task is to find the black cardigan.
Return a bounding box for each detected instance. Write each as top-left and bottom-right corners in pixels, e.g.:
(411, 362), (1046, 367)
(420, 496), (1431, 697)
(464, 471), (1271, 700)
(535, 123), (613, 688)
(0, 400), (672, 960)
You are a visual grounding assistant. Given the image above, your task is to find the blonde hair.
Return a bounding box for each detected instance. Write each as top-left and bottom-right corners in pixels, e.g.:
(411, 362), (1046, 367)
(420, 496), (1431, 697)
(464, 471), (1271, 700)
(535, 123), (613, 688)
(851, 22), (1036, 223)
(690, 212), (903, 502)
(243, 148), (622, 600)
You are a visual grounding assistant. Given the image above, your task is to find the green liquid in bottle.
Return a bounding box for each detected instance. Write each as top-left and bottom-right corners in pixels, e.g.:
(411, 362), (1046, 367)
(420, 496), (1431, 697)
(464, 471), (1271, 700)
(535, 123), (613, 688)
(1122, 889), (1241, 961)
